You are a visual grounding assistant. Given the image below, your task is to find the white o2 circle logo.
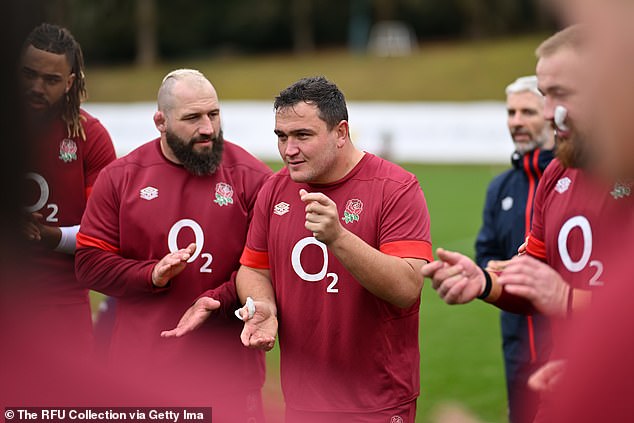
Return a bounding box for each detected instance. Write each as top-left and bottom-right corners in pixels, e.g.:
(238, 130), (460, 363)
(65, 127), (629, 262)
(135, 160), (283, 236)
(557, 215), (603, 286)
(167, 218), (213, 273)
(25, 172), (59, 222)
(291, 236), (339, 293)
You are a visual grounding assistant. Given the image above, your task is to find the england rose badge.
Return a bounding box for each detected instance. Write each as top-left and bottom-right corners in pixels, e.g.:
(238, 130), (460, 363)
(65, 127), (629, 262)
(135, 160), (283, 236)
(342, 199), (363, 224)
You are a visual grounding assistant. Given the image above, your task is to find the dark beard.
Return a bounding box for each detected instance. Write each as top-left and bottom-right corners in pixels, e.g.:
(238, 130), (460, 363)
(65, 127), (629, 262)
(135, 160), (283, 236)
(165, 129), (224, 176)
(23, 94), (65, 136)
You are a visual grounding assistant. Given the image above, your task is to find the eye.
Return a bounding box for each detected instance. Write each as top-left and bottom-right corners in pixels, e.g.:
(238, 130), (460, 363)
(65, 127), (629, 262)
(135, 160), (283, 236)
(44, 76), (61, 85)
(21, 68), (36, 80)
(296, 132), (310, 140)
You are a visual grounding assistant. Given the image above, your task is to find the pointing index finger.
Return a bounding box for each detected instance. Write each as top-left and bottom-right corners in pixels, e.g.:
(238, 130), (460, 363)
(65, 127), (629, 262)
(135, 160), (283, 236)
(299, 190), (331, 206)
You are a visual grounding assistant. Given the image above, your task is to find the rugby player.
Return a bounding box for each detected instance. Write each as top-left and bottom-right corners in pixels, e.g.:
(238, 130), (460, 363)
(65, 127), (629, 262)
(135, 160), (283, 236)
(165, 76), (433, 423)
(20, 23), (116, 355)
(75, 69), (271, 420)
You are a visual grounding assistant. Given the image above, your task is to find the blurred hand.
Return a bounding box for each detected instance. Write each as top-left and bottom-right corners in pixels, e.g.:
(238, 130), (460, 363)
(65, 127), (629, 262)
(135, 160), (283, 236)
(528, 360), (567, 392)
(421, 248), (485, 304)
(498, 255), (569, 316)
(160, 296), (221, 338)
(486, 259), (511, 273)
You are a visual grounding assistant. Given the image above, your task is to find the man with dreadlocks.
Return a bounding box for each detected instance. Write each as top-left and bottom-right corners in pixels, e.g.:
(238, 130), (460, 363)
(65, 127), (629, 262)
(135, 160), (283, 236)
(20, 23), (116, 357)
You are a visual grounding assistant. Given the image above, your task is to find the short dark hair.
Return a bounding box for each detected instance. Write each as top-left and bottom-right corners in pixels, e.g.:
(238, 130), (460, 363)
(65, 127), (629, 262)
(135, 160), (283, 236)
(274, 76), (348, 130)
(24, 23), (87, 139)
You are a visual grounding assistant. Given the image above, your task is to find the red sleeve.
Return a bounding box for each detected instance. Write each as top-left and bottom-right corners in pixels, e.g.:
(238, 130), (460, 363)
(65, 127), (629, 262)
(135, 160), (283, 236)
(81, 113), (116, 190)
(75, 166), (162, 297)
(240, 177), (273, 268)
(526, 159), (563, 261)
(378, 176), (433, 262)
(196, 271), (240, 319)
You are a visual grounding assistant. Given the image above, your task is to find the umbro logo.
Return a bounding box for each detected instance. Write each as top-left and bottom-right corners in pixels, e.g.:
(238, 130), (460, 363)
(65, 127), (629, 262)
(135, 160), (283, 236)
(274, 202), (290, 216)
(555, 177), (572, 194)
(140, 186), (158, 200)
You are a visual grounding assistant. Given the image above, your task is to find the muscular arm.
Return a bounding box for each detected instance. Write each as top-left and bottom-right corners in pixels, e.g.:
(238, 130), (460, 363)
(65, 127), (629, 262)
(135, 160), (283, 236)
(301, 189), (425, 309)
(329, 231), (425, 308)
(236, 265), (276, 313)
(236, 265), (277, 350)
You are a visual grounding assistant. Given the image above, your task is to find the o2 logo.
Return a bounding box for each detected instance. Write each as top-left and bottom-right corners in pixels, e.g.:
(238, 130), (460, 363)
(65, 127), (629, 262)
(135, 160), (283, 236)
(291, 236), (339, 293)
(167, 218), (213, 273)
(25, 172), (59, 222)
(557, 215), (604, 286)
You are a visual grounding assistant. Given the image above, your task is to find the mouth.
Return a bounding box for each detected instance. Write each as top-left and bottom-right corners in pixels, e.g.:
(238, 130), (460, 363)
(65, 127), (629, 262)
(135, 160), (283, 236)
(286, 159), (306, 169)
(512, 134), (531, 142)
(26, 97), (48, 109)
(192, 139), (213, 148)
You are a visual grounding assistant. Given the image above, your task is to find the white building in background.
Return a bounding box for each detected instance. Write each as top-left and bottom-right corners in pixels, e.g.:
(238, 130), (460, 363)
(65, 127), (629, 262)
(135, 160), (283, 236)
(84, 101), (512, 163)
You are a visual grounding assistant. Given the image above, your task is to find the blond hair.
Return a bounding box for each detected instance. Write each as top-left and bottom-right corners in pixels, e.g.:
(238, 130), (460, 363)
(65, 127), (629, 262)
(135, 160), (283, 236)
(536, 25), (586, 59)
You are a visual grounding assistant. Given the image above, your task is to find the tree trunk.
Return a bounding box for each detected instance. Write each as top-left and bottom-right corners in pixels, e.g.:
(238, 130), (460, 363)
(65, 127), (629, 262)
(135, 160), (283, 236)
(136, 0), (158, 67)
(291, 0), (314, 54)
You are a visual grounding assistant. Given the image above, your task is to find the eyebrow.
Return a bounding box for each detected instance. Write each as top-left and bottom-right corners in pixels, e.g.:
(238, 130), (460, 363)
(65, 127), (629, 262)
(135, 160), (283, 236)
(22, 66), (64, 79)
(273, 128), (315, 136)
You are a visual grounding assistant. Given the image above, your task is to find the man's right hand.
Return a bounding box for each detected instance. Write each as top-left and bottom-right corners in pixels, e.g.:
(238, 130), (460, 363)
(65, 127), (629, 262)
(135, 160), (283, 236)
(239, 300), (277, 351)
(151, 243), (196, 287)
(160, 296), (221, 338)
(421, 248), (485, 304)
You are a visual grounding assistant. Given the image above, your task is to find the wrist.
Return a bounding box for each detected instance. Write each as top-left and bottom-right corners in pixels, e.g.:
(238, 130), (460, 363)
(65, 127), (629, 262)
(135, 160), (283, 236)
(477, 267), (493, 299)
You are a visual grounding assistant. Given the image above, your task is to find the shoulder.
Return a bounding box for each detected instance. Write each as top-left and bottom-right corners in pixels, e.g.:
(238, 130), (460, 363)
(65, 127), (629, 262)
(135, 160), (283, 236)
(79, 108), (109, 135)
(361, 154), (419, 187)
(101, 139), (160, 174)
(486, 168), (516, 195)
(539, 158), (572, 193)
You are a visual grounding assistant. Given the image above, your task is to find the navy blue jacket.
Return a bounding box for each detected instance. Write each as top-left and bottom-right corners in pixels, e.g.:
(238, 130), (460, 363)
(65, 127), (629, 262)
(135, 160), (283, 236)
(475, 148), (554, 423)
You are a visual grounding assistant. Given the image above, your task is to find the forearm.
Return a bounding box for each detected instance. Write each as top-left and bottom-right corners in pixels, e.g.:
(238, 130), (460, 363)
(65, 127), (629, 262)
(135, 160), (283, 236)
(75, 247), (159, 297)
(483, 271), (538, 314)
(236, 265), (276, 313)
(329, 230), (423, 308)
(197, 271), (240, 319)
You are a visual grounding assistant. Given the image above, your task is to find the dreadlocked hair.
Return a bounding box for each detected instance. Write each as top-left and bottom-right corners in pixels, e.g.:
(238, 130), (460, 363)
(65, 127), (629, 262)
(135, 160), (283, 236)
(25, 23), (87, 140)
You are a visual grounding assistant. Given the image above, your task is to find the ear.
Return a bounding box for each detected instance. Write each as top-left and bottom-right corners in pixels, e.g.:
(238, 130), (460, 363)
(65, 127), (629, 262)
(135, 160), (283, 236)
(334, 120), (349, 148)
(154, 111), (167, 132)
(65, 73), (76, 94)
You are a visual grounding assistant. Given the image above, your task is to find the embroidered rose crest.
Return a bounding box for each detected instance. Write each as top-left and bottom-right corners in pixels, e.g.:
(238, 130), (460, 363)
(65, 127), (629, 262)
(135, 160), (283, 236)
(213, 182), (234, 206)
(59, 138), (78, 163)
(342, 199), (363, 224)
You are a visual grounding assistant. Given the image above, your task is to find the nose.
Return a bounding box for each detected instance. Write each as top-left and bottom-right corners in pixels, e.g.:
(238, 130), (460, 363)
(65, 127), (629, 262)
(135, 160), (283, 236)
(282, 138), (300, 158)
(29, 77), (45, 95)
(198, 115), (214, 137)
(508, 112), (524, 128)
(543, 96), (555, 122)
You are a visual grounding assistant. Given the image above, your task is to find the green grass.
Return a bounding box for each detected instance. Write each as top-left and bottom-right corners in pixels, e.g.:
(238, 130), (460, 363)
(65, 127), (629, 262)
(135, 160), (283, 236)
(91, 163), (509, 422)
(85, 35), (544, 102)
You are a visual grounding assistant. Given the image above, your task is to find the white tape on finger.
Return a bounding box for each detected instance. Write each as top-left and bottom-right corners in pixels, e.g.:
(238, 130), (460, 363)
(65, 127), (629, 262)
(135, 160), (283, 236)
(234, 296), (256, 321)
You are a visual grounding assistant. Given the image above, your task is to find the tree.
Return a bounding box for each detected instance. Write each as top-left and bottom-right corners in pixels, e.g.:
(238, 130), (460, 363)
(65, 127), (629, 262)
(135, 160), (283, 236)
(135, 0), (158, 66)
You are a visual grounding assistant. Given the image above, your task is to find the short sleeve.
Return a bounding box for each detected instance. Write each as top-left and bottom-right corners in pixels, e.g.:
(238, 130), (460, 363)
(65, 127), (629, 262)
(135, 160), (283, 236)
(240, 178), (273, 269)
(82, 117), (116, 191)
(378, 176), (433, 262)
(78, 166), (121, 252)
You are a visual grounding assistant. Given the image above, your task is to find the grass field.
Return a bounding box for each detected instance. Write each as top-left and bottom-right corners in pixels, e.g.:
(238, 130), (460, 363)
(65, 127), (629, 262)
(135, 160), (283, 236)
(86, 35), (544, 102)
